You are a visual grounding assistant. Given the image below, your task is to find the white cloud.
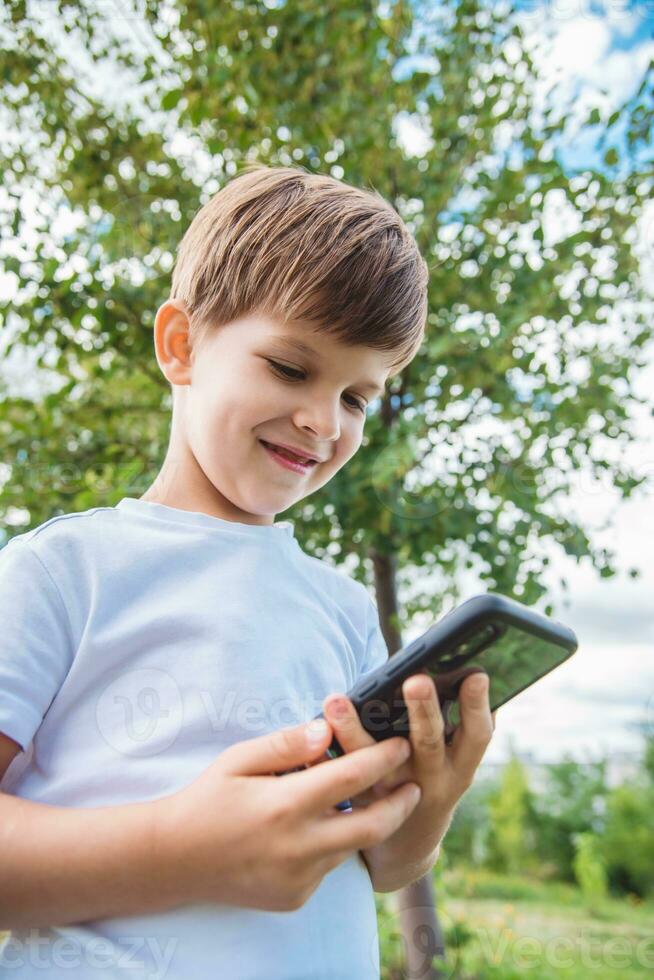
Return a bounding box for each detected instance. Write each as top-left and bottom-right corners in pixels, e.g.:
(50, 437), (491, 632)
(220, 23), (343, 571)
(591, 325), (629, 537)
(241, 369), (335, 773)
(393, 111), (434, 158)
(484, 641), (654, 764)
(548, 16), (611, 76)
(523, 8), (654, 129)
(541, 187), (582, 247)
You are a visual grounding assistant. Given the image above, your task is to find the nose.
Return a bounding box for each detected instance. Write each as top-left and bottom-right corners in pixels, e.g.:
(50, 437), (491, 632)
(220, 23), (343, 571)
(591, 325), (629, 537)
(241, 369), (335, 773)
(292, 393), (341, 443)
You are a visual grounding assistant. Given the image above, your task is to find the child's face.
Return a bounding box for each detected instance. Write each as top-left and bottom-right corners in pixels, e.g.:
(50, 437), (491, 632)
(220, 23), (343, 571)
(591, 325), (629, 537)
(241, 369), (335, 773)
(147, 301), (393, 525)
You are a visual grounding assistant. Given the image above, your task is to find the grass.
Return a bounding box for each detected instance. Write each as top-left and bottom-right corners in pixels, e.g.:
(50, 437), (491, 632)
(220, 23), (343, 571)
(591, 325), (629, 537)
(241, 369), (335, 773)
(377, 868), (654, 979)
(3, 869), (652, 978)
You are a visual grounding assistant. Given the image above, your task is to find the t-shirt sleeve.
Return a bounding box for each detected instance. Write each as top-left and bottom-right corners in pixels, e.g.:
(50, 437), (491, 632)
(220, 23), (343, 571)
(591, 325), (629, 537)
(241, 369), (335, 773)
(0, 538), (74, 752)
(358, 593), (390, 679)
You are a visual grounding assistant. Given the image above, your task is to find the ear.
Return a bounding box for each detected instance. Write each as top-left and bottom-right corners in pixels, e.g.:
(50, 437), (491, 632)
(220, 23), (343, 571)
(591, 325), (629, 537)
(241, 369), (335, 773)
(152, 299), (194, 387)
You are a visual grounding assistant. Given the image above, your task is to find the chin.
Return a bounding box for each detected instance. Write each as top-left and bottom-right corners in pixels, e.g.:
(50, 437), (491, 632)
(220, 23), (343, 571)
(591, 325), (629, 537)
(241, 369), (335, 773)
(236, 492), (292, 519)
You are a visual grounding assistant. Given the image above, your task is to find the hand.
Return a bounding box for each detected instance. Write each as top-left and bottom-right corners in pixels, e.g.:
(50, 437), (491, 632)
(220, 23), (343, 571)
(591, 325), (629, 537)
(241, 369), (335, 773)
(153, 717), (422, 913)
(321, 672), (496, 886)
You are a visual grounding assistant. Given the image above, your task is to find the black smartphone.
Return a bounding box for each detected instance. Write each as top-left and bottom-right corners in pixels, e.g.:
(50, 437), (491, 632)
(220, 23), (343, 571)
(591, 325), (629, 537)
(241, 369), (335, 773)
(324, 592), (578, 760)
(280, 593), (578, 812)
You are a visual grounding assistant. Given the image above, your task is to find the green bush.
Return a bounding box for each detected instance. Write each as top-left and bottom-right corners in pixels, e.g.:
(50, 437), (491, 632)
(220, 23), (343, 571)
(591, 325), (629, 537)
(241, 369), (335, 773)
(486, 756), (538, 874)
(527, 757), (608, 882)
(442, 737), (654, 902)
(440, 777), (496, 865)
(573, 831), (609, 911)
(445, 866), (581, 905)
(601, 782), (654, 898)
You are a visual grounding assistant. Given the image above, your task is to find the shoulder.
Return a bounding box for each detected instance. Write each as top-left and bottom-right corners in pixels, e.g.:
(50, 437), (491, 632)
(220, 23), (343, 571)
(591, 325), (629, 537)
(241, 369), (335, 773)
(295, 549), (372, 608)
(3, 505), (119, 546)
(0, 505), (123, 578)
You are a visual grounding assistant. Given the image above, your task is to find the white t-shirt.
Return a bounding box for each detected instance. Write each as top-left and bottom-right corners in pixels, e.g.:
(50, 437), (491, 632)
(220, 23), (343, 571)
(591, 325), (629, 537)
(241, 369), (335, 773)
(0, 497), (390, 979)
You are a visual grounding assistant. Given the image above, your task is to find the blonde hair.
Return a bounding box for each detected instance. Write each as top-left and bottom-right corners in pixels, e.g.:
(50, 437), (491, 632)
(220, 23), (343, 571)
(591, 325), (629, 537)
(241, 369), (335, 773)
(170, 164), (428, 374)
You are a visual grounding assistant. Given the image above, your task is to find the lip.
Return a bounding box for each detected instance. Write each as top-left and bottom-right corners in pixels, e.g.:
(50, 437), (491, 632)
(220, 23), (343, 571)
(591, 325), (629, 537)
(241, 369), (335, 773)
(259, 440), (324, 463)
(260, 440), (316, 474)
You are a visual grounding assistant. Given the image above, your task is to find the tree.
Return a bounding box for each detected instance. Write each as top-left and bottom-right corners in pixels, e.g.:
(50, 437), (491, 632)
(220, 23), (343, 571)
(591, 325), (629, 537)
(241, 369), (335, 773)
(1, 1), (652, 975)
(528, 757), (608, 881)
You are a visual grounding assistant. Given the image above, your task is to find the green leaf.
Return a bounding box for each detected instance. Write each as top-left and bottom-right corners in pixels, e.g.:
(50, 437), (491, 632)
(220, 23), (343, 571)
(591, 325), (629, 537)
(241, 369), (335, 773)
(161, 89), (183, 111)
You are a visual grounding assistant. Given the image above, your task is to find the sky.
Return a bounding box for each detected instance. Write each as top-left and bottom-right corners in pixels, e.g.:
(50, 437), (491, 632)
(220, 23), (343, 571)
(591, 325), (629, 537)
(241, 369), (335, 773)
(398, 0), (654, 766)
(479, 2), (654, 766)
(1, 0), (653, 768)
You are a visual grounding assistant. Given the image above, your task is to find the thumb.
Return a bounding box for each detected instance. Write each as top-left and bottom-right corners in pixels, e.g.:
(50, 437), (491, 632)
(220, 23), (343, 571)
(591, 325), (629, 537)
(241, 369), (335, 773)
(221, 716), (333, 776)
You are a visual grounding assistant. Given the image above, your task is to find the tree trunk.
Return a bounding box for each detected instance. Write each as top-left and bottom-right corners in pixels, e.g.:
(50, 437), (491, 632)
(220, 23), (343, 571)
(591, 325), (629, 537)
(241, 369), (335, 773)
(370, 548), (447, 979)
(394, 875), (447, 979)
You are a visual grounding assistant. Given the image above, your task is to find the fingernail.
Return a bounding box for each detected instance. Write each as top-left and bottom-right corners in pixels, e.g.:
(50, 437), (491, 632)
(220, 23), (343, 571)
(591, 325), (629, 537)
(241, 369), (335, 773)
(469, 674), (488, 695)
(398, 738), (411, 760)
(327, 697), (348, 718)
(408, 783), (421, 804)
(306, 718), (329, 745)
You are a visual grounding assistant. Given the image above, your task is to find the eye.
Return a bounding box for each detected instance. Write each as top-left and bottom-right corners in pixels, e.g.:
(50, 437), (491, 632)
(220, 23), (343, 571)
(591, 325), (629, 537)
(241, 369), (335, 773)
(266, 360), (367, 414)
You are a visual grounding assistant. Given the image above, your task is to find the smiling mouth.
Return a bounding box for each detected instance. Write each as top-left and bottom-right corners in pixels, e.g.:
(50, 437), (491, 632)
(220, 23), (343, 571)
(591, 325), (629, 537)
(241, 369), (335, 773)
(259, 440), (317, 466)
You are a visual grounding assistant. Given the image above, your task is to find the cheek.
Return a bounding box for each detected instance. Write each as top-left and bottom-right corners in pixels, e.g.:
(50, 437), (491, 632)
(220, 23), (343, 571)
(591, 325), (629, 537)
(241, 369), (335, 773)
(329, 428), (362, 469)
(196, 373), (253, 423)
(186, 385), (240, 456)
(349, 421), (365, 452)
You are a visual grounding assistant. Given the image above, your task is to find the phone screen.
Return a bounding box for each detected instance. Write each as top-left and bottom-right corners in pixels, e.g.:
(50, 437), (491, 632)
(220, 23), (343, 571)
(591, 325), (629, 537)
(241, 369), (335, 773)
(424, 620), (572, 726)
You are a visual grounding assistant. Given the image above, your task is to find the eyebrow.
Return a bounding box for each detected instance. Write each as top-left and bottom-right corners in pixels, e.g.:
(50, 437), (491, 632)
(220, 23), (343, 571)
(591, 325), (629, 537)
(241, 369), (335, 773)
(270, 337), (385, 396)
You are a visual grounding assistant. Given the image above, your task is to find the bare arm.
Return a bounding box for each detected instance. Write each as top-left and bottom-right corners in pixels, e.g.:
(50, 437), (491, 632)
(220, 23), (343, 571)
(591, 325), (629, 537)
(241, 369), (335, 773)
(0, 719), (419, 930)
(0, 774), (179, 929)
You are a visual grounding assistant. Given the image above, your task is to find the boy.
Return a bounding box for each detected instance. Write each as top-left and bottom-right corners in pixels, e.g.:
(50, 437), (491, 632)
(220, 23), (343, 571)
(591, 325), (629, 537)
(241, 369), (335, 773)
(0, 165), (494, 978)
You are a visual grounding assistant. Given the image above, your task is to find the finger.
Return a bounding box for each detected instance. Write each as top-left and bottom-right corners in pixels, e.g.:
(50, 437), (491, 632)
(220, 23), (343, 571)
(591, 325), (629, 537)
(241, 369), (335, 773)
(323, 694), (411, 805)
(368, 758), (413, 800)
(318, 697), (380, 804)
(401, 673), (446, 776)
(450, 671), (494, 778)
(289, 734), (412, 813)
(316, 779), (422, 857)
(223, 716), (333, 776)
(323, 694), (376, 754)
